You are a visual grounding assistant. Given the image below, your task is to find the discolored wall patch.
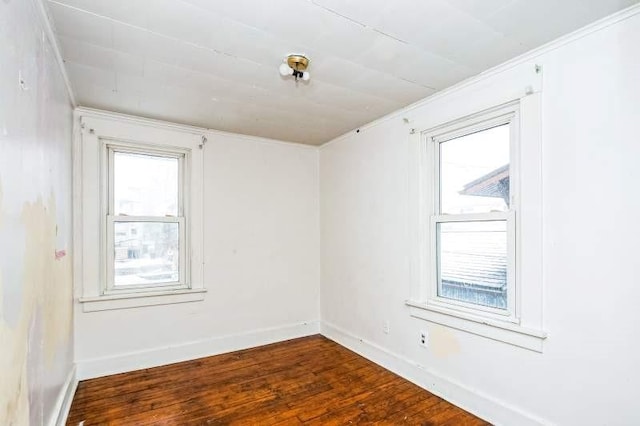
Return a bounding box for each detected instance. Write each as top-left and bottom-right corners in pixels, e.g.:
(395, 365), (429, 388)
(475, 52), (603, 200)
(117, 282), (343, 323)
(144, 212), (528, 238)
(1, 0), (75, 422)
(0, 190), (73, 425)
(430, 324), (461, 358)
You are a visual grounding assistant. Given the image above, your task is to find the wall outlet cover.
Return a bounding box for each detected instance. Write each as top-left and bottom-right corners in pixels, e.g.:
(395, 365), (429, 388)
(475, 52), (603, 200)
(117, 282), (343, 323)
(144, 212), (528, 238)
(420, 330), (428, 347)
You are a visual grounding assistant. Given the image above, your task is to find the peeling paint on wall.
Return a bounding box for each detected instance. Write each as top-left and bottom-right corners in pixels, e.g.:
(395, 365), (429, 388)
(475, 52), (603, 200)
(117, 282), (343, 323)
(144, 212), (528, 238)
(0, 185), (30, 426)
(23, 195), (73, 366)
(0, 189), (73, 425)
(0, 0), (74, 423)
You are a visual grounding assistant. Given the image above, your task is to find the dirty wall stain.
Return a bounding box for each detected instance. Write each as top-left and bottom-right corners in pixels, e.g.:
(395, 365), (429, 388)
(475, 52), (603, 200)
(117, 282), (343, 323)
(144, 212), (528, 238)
(430, 325), (461, 358)
(0, 184), (72, 425)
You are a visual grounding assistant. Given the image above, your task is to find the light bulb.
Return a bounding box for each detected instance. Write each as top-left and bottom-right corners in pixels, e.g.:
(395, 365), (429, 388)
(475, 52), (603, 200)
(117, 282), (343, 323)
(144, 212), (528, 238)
(301, 71), (310, 81)
(279, 63), (293, 76)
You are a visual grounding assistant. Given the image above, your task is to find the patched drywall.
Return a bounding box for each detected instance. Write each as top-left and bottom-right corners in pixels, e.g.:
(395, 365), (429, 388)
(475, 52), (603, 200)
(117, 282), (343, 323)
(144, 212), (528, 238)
(0, 0), (74, 424)
(429, 325), (461, 359)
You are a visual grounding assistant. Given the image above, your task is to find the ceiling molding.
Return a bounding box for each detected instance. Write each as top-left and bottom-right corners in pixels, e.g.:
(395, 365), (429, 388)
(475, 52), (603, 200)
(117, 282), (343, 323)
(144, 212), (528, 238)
(33, 0), (77, 107)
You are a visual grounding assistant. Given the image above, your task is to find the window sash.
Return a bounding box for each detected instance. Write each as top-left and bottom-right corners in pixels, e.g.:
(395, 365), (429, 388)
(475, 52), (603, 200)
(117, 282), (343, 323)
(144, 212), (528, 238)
(429, 212), (517, 321)
(433, 115), (517, 216)
(106, 143), (186, 218)
(425, 103), (520, 322)
(103, 141), (190, 294)
(105, 216), (187, 293)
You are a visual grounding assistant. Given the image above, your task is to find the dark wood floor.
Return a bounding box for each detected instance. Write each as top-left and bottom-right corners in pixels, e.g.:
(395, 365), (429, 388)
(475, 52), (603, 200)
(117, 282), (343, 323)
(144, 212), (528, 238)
(67, 335), (488, 425)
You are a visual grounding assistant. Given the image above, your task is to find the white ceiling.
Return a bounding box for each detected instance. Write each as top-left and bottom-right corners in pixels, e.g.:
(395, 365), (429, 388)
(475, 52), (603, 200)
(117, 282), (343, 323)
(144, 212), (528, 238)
(46, 0), (637, 145)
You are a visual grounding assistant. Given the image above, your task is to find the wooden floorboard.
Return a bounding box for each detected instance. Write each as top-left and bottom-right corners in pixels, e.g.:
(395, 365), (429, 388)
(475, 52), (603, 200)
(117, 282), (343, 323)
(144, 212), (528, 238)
(66, 335), (489, 425)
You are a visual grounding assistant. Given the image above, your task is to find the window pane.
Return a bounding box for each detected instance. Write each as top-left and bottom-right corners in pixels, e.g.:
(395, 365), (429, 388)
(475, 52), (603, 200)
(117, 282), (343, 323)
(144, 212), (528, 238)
(440, 124), (510, 215)
(114, 152), (179, 216)
(114, 222), (179, 286)
(437, 221), (507, 309)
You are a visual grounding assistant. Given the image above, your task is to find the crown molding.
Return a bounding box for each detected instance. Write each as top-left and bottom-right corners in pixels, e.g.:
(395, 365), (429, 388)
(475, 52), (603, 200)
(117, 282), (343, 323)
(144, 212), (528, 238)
(33, 0), (77, 107)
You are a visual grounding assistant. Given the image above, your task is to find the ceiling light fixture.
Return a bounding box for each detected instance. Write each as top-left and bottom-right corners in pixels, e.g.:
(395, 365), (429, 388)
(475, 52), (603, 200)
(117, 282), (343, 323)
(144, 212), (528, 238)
(279, 54), (310, 82)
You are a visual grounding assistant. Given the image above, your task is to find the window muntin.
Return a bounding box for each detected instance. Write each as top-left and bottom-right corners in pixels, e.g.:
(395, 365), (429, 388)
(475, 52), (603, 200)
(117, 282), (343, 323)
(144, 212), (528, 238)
(105, 144), (189, 293)
(429, 110), (517, 319)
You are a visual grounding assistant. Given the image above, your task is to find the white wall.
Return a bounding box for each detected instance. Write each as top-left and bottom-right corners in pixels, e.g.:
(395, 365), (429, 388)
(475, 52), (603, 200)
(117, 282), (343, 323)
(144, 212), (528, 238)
(0, 0), (75, 425)
(320, 9), (640, 426)
(74, 128), (320, 378)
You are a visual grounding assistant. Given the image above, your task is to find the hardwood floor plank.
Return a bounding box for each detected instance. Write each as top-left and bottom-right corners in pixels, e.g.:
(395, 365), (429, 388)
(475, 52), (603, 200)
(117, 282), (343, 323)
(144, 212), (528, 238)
(66, 335), (489, 425)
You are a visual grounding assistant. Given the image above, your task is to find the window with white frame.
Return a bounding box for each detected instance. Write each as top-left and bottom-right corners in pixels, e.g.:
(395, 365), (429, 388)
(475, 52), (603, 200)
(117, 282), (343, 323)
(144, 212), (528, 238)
(427, 106), (518, 321)
(105, 143), (189, 293)
(408, 99), (547, 351)
(407, 74), (546, 351)
(77, 113), (205, 312)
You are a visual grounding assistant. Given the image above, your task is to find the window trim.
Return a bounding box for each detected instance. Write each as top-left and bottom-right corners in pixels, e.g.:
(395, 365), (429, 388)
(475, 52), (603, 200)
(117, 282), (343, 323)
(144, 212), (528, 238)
(406, 98), (546, 352)
(76, 112), (206, 312)
(79, 288), (207, 313)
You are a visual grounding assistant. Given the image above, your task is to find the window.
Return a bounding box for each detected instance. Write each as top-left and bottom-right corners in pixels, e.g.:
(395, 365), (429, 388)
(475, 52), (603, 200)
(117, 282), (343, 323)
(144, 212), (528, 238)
(407, 99), (546, 352)
(106, 146), (187, 292)
(77, 113), (205, 312)
(430, 113), (517, 321)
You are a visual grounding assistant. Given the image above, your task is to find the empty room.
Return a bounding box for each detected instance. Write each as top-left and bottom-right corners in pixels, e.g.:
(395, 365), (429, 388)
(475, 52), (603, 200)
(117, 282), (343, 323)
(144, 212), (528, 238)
(2, 0), (640, 424)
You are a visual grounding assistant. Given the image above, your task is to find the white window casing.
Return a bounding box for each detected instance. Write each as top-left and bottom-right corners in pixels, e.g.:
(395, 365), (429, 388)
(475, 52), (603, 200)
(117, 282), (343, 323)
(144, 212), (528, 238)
(75, 111), (206, 312)
(407, 94), (546, 352)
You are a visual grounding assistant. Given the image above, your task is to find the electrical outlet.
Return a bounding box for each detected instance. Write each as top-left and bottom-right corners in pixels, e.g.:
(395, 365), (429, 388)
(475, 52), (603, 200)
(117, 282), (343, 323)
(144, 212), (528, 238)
(383, 320), (390, 334)
(419, 330), (428, 347)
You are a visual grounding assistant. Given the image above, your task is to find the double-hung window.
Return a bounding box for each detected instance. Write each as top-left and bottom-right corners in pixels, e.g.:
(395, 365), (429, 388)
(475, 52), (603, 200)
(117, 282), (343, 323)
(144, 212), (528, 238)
(106, 144), (188, 293)
(408, 98), (546, 352)
(77, 112), (205, 312)
(429, 106), (518, 321)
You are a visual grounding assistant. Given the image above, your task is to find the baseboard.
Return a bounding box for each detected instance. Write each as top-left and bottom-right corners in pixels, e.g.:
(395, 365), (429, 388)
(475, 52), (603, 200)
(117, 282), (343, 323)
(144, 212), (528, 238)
(76, 321), (320, 380)
(320, 321), (548, 426)
(49, 365), (78, 426)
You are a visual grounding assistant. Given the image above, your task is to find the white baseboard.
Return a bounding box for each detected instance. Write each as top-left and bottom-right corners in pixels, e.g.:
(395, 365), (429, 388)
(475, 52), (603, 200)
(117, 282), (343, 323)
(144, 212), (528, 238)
(320, 321), (548, 426)
(49, 365), (78, 426)
(76, 321), (320, 380)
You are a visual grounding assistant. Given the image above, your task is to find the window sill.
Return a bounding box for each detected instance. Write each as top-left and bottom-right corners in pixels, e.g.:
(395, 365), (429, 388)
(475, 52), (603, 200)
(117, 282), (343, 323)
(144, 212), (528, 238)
(79, 288), (207, 312)
(406, 300), (547, 352)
